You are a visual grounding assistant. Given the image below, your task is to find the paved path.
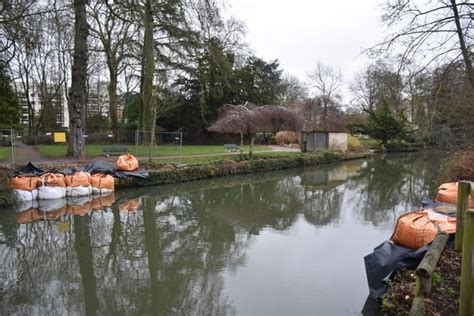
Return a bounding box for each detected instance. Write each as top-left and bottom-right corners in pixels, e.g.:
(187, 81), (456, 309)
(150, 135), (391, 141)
(2, 144), (300, 167)
(13, 143), (49, 164)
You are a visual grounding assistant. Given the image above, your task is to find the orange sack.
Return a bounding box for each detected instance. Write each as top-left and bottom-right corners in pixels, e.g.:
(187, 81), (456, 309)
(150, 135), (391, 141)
(90, 173), (115, 194)
(10, 176), (38, 191)
(38, 173), (66, 188)
(116, 154), (139, 171)
(391, 209), (456, 249)
(435, 182), (474, 208)
(65, 172), (91, 187)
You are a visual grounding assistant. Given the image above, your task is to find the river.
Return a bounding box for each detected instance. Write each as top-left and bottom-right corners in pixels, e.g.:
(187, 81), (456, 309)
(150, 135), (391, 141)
(0, 153), (444, 315)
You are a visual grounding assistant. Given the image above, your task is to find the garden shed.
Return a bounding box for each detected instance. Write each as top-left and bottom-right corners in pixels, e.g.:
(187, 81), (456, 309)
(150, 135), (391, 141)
(300, 130), (348, 152)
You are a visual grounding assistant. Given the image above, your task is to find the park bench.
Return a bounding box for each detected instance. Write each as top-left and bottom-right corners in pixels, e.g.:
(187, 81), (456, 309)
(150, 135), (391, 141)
(102, 145), (129, 157)
(224, 144), (238, 152)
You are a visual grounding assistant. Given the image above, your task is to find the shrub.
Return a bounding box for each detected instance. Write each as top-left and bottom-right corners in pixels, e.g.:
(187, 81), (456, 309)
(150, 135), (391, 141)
(439, 148), (474, 181)
(275, 131), (299, 145)
(0, 171), (15, 207)
(348, 135), (363, 152)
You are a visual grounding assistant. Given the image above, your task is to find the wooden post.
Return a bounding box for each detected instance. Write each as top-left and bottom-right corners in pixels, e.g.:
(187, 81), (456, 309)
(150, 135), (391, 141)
(409, 233), (449, 315)
(459, 208), (474, 316)
(409, 296), (426, 316)
(455, 181), (471, 252)
(415, 233), (449, 296)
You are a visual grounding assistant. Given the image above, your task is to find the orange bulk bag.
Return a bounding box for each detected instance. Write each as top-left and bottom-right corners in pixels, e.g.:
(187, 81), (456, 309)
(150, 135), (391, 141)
(116, 154), (139, 171)
(391, 210), (456, 249)
(38, 173), (66, 188)
(435, 182), (474, 208)
(65, 172), (91, 187)
(10, 176), (38, 191)
(90, 173), (115, 194)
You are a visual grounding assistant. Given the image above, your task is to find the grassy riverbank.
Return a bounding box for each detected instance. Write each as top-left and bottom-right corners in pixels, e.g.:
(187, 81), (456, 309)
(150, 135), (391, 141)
(116, 151), (371, 188)
(37, 144), (268, 158)
(382, 248), (461, 315)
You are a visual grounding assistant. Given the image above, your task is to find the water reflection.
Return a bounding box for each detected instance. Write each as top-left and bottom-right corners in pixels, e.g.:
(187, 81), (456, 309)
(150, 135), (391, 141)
(0, 154), (444, 314)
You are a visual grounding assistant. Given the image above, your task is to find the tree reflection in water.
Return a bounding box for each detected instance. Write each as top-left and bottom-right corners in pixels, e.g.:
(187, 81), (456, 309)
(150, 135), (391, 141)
(346, 153), (444, 227)
(0, 154), (442, 314)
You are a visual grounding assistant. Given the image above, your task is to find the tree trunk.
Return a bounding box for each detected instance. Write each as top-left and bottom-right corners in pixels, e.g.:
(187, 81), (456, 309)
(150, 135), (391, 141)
(107, 67), (118, 141)
(240, 132), (244, 159)
(450, 0), (474, 90)
(249, 134), (255, 159)
(140, 0), (156, 147)
(68, 0), (88, 158)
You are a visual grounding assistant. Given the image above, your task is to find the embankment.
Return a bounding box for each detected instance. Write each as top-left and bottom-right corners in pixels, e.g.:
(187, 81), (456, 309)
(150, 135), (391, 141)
(116, 151), (372, 188)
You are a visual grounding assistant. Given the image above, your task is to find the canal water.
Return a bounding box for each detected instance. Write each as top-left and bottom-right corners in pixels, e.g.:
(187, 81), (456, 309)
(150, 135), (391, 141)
(0, 154), (444, 315)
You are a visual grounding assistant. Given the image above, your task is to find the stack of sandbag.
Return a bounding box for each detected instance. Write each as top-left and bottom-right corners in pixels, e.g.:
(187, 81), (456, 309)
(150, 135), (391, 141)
(65, 171), (92, 197)
(116, 154), (139, 171)
(91, 173), (115, 195)
(10, 175), (39, 201)
(435, 182), (474, 207)
(38, 173), (66, 199)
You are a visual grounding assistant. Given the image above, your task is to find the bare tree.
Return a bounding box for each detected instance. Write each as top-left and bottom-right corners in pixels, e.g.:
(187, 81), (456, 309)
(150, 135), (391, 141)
(350, 60), (404, 113)
(307, 61), (343, 127)
(89, 1), (137, 140)
(208, 102), (303, 158)
(276, 74), (307, 109)
(371, 0), (473, 89)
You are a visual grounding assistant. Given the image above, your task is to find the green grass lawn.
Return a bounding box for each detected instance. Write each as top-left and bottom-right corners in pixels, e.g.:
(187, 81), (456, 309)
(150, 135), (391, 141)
(359, 137), (381, 148)
(152, 151), (304, 165)
(37, 144), (270, 158)
(0, 147), (11, 161)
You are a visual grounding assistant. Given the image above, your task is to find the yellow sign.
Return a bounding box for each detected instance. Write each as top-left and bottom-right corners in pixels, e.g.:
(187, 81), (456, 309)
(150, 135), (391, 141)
(54, 132), (66, 143)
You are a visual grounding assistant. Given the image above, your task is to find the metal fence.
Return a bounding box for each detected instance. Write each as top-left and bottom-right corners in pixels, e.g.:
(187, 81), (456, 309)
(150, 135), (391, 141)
(0, 129), (17, 164)
(134, 130), (183, 162)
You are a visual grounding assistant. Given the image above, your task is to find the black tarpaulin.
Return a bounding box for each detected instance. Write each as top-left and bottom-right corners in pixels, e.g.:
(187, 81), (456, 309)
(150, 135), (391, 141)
(12, 162), (44, 176)
(364, 240), (428, 299)
(13, 161), (148, 179)
(82, 161), (149, 179)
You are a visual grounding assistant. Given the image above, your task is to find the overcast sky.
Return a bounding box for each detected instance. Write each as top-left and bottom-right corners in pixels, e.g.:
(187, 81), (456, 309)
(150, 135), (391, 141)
(226, 0), (388, 102)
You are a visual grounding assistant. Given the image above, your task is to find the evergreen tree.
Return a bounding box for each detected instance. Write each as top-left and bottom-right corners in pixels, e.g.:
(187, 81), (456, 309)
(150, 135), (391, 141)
(0, 61), (20, 129)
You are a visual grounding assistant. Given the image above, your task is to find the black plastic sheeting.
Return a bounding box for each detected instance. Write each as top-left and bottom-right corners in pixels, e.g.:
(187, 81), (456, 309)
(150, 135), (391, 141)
(364, 240), (428, 299)
(422, 196), (457, 217)
(82, 161), (148, 179)
(12, 161), (148, 179)
(12, 162), (45, 176)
